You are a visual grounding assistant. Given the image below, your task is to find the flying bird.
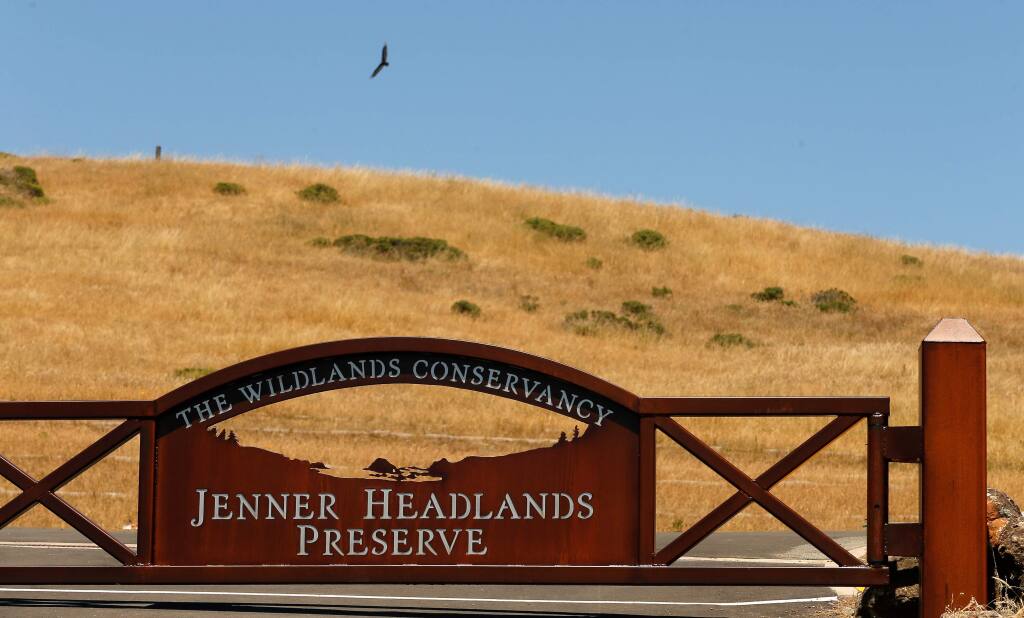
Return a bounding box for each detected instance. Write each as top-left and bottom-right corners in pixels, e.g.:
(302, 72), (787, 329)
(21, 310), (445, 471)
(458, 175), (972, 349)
(370, 43), (389, 78)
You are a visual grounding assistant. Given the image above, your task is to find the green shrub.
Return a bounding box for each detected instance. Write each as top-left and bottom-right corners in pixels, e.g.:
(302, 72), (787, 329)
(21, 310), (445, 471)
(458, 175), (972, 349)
(0, 195), (21, 208)
(524, 217), (586, 242)
(811, 288), (857, 313)
(652, 286), (673, 298)
(586, 257), (603, 270)
(335, 233), (375, 251)
(621, 300), (652, 317)
(564, 307), (665, 337)
(519, 295), (540, 313)
(0, 166), (45, 199)
(900, 254), (923, 267)
(213, 182), (246, 196)
(309, 236), (332, 247)
(751, 286), (785, 302)
(297, 183), (340, 203)
(174, 367), (212, 380)
(451, 300), (481, 318)
(708, 333), (756, 349)
(333, 235), (465, 261)
(13, 167), (42, 192)
(565, 310), (628, 336)
(630, 229), (666, 250)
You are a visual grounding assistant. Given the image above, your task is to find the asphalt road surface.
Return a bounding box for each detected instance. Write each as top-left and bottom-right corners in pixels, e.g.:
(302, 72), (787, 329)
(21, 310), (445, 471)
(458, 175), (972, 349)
(0, 528), (865, 617)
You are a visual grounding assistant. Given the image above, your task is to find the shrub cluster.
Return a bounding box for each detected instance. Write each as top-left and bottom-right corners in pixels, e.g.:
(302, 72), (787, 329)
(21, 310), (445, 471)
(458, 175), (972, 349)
(750, 286), (797, 306)
(751, 286), (784, 302)
(524, 217), (586, 242)
(451, 300), (481, 318)
(0, 166), (45, 199)
(297, 183), (340, 203)
(519, 295), (540, 313)
(900, 254), (923, 267)
(585, 257), (603, 270)
(630, 229), (667, 250)
(331, 235), (465, 261)
(564, 305), (665, 337)
(708, 333), (756, 349)
(213, 182), (246, 196)
(811, 288), (857, 313)
(621, 300), (652, 317)
(652, 286), (673, 298)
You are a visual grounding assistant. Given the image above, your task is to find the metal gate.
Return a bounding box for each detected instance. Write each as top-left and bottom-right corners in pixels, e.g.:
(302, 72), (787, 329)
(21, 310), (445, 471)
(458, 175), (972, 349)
(0, 319), (987, 616)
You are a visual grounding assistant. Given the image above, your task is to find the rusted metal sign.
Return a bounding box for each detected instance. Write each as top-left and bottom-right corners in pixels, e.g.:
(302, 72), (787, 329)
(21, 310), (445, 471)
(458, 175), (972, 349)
(155, 350), (639, 566)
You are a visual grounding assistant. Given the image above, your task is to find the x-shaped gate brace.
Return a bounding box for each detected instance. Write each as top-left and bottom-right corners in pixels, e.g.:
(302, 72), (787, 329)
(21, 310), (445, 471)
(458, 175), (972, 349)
(0, 420), (141, 565)
(644, 414), (868, 567)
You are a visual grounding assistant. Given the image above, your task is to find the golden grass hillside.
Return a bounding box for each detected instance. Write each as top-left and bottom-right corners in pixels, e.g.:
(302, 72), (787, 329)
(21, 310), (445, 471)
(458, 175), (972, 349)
(1, 155), (1022, 540)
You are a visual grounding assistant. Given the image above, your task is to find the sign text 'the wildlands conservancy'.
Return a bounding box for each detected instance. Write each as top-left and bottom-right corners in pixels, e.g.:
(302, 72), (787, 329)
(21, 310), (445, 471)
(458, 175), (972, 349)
(170, 353), (619, 429)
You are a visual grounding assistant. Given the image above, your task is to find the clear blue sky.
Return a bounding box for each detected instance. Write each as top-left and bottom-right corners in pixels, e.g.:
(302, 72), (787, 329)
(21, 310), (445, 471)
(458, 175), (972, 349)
(3, 1), (1021, 254)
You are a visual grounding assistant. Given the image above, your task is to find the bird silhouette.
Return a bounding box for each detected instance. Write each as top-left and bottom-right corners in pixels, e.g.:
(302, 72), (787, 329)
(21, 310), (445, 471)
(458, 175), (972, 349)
(370, 43), (389, 78)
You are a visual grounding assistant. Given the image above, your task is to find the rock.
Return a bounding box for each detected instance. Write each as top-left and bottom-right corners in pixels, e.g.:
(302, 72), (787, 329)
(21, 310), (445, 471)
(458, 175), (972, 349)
(857, 559), (920, 617)
(856, 585), (919, 617)
(992, 517), (1024, 594)
(987, 488), (1020, 519)
(986, 488), (1024, 602)
(988, 488), (1021, 545)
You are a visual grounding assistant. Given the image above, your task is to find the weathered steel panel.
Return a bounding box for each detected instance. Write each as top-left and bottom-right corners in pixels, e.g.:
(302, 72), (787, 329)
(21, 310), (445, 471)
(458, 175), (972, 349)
(152, 350), (640, 566)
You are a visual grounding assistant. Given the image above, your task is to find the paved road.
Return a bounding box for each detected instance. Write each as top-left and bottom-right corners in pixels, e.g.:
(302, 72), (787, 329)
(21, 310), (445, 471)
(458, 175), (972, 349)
(0, 528), (863, 617)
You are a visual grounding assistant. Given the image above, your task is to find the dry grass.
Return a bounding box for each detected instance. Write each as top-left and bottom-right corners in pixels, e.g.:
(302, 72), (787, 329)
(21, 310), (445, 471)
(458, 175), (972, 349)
(1, 155), (1022, 535)
(942, 599), (1024, 617)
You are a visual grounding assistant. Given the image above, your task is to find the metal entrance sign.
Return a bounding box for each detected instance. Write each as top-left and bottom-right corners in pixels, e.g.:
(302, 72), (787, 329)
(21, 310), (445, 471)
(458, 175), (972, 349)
(0, 323), (990, 616)
(155, 346), (639, 567)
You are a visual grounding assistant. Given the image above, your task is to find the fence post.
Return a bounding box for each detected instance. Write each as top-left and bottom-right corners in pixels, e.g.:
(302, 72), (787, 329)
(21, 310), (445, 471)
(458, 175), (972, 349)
(920, 318), (986, 616)
(155, 145), (161, 160)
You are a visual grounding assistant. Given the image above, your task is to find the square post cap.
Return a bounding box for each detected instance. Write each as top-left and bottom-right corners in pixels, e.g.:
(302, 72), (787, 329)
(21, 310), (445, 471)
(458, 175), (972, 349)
(923, 318), (984, 344)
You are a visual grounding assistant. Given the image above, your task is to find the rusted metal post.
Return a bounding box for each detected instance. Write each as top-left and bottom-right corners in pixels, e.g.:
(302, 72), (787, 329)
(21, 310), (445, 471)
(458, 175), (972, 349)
(638, 417), (656, 564)
(920, 318), (986, 616)
(866, 411), (888, 565)
(136, 418), (157, 565)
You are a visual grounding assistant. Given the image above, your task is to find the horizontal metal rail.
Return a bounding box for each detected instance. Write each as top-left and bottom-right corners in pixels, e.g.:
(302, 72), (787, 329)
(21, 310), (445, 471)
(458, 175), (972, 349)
(639, 397), (889, 416)
(0, 565), (889, 586)
(0, 397), (889, 419)
(0, 401), (154, 420)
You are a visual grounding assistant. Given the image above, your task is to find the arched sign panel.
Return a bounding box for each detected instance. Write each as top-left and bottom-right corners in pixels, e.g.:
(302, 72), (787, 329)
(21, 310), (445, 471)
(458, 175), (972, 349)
(151, 339), (641, 567)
